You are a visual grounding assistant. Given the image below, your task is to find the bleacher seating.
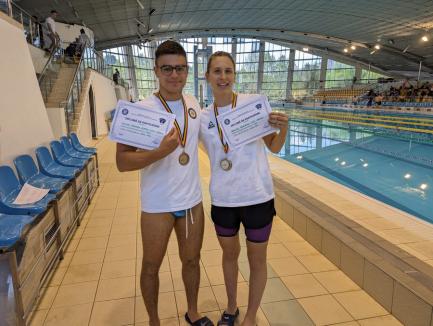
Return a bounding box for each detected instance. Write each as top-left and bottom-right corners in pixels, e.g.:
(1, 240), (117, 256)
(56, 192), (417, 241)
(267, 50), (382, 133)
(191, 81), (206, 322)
(0, 134), (99, 325)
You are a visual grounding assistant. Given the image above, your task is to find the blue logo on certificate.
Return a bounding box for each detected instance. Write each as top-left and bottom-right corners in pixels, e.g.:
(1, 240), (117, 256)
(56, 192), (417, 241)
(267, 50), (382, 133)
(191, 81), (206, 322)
(224, 119), (231, 125)
(159, 118), (166, 124)
(121, 108), (129, 115)
(255, 104), (262, 110)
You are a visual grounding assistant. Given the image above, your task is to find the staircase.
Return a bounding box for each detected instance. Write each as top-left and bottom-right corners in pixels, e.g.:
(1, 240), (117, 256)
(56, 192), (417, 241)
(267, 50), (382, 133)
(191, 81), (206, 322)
(69, 70), (92, 133)
(44, 63), (77, 108)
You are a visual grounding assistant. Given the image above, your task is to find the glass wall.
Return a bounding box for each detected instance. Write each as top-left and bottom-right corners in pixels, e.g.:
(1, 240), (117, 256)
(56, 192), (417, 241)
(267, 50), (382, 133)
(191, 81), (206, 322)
(360, 70), (387, 84)
(262, 42), (290, 100)
(102, 46), (131, 86)
(325, 59), (356, 89)
(131, 44), (156, 100)
(102, 37), (387, 102)
(235, 38), (260, 94)
(292, 51), (321, 97)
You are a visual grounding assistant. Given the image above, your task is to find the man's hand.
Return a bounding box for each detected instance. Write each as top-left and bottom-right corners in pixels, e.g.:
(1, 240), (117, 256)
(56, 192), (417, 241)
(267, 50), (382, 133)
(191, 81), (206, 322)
(157, 127), (179, 156)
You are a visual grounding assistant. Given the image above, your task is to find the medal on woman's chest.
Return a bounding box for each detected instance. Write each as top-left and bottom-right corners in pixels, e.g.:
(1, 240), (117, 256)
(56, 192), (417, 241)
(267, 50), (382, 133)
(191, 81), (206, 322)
(214, 93), (237, 171)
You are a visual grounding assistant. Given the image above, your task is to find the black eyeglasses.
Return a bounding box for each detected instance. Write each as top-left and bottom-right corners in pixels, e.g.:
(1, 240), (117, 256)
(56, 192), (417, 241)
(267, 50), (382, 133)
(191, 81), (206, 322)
(158, 65), (188, 75)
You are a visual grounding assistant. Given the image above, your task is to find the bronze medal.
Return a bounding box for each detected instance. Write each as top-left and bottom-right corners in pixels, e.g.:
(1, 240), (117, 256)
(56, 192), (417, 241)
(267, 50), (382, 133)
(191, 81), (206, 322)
(179, 152), (190, 165)
(188, 108), (197, 119)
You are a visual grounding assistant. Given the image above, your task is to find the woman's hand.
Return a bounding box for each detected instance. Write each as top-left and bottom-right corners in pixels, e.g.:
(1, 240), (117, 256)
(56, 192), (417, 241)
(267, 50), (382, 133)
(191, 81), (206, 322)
(268, 112), (289, 132)
(263, 112), (289, 153)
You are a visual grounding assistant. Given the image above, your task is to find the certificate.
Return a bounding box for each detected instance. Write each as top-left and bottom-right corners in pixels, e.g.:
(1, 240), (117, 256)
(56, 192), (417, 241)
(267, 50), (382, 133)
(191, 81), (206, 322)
(216, 96), (277, 149)
(13, 183), (50, 205)
(109, 100), (175, 150)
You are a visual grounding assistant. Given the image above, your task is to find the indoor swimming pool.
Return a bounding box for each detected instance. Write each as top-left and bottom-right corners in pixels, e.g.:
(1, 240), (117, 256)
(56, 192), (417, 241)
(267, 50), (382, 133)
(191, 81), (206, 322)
(275, 106), (433, 223)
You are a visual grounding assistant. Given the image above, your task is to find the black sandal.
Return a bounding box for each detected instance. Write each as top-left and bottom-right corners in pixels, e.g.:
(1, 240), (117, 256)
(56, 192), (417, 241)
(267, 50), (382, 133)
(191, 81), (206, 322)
(185, 313), (214, 326)
(217, 308), (239, 326)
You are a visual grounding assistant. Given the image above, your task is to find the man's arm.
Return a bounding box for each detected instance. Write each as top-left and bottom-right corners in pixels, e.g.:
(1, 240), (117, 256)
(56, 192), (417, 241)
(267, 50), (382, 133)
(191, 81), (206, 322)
(116, 127), (179, 172)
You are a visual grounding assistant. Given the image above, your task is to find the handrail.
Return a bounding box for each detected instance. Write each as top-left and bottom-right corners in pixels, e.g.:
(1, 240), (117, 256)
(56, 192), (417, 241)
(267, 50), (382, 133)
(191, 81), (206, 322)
(37, 45), (62, 83)
(62, 41), (89, 107)
(61, 41), (114, 133)
(6, 1), (44, 50)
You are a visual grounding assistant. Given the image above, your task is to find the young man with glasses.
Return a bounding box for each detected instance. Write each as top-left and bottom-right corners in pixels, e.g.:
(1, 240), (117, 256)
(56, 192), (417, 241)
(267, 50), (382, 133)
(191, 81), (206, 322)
(116, 41), (212, 326)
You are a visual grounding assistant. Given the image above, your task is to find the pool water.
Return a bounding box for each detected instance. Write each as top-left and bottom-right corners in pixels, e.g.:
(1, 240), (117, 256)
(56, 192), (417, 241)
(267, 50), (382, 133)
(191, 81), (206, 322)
(275, 107), (433, 223)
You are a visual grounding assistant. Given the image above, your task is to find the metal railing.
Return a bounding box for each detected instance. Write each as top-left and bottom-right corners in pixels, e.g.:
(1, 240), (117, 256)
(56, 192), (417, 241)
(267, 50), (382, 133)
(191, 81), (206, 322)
(37, 46), (64, 102)
(62, 43), (111, 133)
(2, 0), (45, 50)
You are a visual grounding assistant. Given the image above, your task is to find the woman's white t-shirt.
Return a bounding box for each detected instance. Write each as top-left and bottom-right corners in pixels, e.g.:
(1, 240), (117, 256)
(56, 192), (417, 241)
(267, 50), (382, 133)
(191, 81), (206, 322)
(136, 94), (202, 213)
(199, 93), (275, 207)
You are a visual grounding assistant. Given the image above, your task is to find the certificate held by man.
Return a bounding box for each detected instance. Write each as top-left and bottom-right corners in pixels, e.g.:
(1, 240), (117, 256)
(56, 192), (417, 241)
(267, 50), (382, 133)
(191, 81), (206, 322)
(216, 96), (277, 149)
(109, 100), (175, 150)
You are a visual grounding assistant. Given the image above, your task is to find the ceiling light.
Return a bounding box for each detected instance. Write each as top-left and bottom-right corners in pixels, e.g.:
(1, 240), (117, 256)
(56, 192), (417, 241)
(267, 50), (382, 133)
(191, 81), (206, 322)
(302, 47), (309, 52)
(343, 48), (348, 53)
(420, 183), (428, 190)
(136, 0), (144, 10)
(363, 163), (369, 167)
(148, 28), (153, 33)
(340, 161), (346, 166)
(404, 173), (411, 179)
(296, 155), (303, 160)
(334, 157), (340, 162)
(374, 44), (381, 50)
(421, 35), (429, 42)
(351, 45), (356, 50)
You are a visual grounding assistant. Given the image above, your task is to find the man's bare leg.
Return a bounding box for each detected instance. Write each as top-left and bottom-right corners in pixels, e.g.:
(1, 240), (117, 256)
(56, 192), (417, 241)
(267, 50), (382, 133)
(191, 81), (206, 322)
(174, 202), (205, 322)
(140, 211), (174, 326)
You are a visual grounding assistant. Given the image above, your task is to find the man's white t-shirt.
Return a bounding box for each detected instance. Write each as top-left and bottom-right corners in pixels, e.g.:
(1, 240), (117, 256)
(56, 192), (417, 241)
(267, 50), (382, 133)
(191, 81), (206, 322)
(45, 17), (56, 33)
(136, 93), (202, 213)
(199, 93), (275, 207)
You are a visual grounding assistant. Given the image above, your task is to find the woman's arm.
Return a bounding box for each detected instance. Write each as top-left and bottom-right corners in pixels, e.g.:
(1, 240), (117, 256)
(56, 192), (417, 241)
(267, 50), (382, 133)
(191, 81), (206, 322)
(263, 112), (289, 153)
(116, 127), (179, 172)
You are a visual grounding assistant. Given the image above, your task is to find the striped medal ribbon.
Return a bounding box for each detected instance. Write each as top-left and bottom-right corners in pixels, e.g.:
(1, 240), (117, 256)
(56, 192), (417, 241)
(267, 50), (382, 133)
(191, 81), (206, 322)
(213, 92), (237, 171)
(155, 92), (190, 165)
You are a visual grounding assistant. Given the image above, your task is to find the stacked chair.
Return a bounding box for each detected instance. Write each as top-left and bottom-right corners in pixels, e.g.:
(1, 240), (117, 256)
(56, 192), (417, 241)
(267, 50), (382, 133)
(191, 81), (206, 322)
(0, 133), (99, 326)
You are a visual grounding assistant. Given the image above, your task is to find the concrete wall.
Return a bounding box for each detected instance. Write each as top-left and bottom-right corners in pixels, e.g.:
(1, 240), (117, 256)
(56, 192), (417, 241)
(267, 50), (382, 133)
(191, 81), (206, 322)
(28, 44), (48, 74)
(77, 70), (120, 144)
(55, 22), (94, 47)
(0, 12), (54, 167)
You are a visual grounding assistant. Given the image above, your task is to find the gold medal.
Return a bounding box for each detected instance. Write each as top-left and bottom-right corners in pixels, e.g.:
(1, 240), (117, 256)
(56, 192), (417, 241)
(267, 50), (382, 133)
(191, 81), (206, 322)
(179, 152), (190, 165)
(220, 158), (232, 171)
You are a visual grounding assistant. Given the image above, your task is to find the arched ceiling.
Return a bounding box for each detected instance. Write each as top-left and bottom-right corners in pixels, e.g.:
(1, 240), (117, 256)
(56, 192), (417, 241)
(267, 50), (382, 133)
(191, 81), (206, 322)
(15, 0), (433, 77)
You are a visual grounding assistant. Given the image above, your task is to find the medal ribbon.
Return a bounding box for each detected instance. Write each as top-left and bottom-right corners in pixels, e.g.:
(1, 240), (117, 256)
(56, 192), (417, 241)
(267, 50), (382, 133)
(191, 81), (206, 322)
(155, 92), (188, 148)
(213, 93), (237, 153)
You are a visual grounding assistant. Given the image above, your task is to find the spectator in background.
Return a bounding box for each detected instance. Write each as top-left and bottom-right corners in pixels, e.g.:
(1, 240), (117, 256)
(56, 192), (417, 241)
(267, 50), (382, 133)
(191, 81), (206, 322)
(77, 28), (90, 52)
(113, 69), (120, 85)
(43, 10), (60, 53)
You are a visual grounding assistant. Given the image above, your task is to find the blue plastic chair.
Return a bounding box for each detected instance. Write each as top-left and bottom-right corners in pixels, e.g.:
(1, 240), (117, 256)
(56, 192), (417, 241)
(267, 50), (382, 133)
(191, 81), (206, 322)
(60, 137), (93, 160)
(35, 147), (78, 181)
(50, 141), (87, 169)
(70, 133), (97, 154)
(0, 166), (56, 215)
(14, 155), (68, 194)
(0, 213), (35, 250)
